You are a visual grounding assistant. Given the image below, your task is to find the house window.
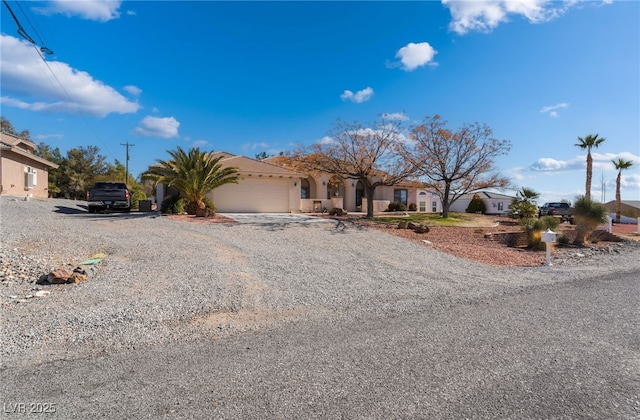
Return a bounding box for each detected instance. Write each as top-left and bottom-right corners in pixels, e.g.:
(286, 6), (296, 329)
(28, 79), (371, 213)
(300, 178), (310, 199)
(24, 166), (37, 189)
(394, 189), (407, 205)
(419, 201), (426, 212)
(432, 201), (437, 212)
(497, 202), (504, 211)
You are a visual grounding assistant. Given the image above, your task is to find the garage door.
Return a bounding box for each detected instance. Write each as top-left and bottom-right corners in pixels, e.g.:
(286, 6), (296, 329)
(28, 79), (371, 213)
(211, 178), (290, 213)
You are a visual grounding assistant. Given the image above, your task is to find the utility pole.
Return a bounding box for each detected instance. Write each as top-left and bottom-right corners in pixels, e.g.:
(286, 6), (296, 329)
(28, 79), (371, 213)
(120, 142), (134, 186)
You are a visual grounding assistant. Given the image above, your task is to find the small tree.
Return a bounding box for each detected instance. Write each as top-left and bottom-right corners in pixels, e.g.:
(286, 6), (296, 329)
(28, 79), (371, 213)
(287, 116), (418, 218)
(575, 134), (605, 200)
(142, 147), (239, 215)
(466, 194), (486, 214)
(612, 158), (633, 223)
(573, 195), (608, 245)
(402, 115), (511, 218)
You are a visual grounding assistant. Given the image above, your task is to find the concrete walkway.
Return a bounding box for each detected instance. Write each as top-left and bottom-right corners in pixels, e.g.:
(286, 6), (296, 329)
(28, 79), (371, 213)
(220, 213), (332, 225)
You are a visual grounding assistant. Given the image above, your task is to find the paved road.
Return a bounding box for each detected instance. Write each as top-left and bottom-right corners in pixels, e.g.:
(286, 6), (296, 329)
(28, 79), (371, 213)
(2, 269), (638, 419)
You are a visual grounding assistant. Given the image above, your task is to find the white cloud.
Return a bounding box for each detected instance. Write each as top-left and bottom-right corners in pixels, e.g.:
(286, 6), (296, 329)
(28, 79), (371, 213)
(0, 35), (140, 117)
(133, 116), (180, 138)
(33, 0), (122, 22)
(530, 157), (583, 172)
(124, 85), (142, 96)
(394, 42), (438, 71)
(382, 112), (410, 121)
(442, 0), (581, 35)
(34, 133), (64, 141)
(191, 140), (209, 148)
(540, 102), (569, 118)
(318, 136), (336, 145)
(340, 87), (374, 103)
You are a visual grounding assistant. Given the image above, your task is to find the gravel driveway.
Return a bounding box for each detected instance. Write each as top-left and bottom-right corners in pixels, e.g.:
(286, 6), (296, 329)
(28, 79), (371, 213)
(1, 197), (639, 418)
(2, 196), (639, 370)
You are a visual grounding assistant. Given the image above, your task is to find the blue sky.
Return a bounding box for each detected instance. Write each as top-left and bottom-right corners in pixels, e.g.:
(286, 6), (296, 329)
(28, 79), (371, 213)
(2, 0), (638, 204)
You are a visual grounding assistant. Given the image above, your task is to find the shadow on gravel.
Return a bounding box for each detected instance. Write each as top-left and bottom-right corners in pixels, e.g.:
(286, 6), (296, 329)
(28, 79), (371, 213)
(54, 205), (87, 214)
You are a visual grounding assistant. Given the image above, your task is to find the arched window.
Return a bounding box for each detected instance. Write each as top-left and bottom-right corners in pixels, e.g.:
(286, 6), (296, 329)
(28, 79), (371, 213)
(300, 178), (310, 199)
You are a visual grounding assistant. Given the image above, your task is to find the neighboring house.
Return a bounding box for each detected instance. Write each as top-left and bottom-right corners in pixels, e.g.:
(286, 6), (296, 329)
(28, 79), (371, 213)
(604, 200), (640, 219)
(448, 191), (515, 215)
(265, 156), (443, 213)
(0, 132), (59, 199)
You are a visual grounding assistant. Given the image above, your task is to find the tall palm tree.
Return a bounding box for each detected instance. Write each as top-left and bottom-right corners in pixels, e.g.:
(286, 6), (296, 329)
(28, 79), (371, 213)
(575, 134), (605, 200)
(612, 158), (633, 223)
(143, 147), (239, 215)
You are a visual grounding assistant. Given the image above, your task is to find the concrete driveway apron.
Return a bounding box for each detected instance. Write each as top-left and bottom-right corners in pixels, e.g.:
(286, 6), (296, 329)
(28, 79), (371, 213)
(221, 213), (332, 225)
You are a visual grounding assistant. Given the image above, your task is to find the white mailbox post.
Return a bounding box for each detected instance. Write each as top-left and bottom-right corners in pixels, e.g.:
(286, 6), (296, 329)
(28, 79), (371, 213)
(541, 228), (557, 266)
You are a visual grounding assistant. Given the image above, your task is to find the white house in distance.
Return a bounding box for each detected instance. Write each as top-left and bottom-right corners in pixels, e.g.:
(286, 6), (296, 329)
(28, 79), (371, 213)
(448, 191), (515, 215)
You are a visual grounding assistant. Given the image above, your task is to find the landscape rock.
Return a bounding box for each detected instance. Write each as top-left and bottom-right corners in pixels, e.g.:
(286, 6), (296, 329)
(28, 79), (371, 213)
(414, 225), (430, 234)
(68, 268), (88, 283)
(329, 208), (347, 216)
(47, 268), (72, 284)
(397, 221), (408, 229)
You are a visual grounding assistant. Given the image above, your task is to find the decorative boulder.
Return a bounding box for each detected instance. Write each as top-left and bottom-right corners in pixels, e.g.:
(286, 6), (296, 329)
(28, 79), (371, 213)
(414, 225), (430, 234)
(329, 208), (347, 216)
(195, 207), (215, 218)
(47, 268), (72, 284)
(397, 221), (408, 229)
(407, 222), (420, 230)
(68, 267), (88, 283)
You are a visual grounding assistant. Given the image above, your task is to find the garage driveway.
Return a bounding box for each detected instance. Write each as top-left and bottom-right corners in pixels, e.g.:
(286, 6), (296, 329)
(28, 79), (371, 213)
(221, 213), (332, 225)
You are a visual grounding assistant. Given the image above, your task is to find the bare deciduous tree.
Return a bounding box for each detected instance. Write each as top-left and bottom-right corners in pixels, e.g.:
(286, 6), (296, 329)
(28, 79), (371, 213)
(402, 115), (511, 218)
(288, 117), (418, 218)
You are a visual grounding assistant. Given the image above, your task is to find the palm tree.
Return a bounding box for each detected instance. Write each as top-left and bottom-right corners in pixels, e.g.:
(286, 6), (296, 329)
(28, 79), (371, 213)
(575, 134), (605, 200)
(143, 147), (239, 215)
(612, 158), (633, 223)
(509, 186), (540, 219)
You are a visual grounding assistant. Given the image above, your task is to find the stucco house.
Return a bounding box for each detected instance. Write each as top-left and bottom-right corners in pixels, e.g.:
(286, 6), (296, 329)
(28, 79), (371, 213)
(155, 151), (443, 214)
(448, 191), (515, 215)
(265, 155), (443, 213)
(0, 132), (59, 199)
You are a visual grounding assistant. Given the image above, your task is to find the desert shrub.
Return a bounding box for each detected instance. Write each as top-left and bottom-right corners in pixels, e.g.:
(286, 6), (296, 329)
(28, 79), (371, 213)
(466, 194), (486, 214)
(573, 196), (608, 244)
(557, 234), (570, 245)
(408, 203), (417, 211)
(161, 195), (187, 214)
(387, 202), (407, 212)
(519, 216), (559, 249)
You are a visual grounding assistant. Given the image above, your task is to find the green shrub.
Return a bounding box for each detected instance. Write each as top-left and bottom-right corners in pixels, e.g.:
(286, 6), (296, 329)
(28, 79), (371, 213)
(466, 194), (486, 214)
(408, 203), (417, 211)
(161, 195), (187, 214)
(573, 196), (608, 244)
(387, 202), (407, 212)
(130, 189), (147, 210)
(519, 216), (559, 249)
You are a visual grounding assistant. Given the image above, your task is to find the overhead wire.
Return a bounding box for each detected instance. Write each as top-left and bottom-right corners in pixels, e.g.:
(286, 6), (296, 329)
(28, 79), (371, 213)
(2, 0), (115, 158)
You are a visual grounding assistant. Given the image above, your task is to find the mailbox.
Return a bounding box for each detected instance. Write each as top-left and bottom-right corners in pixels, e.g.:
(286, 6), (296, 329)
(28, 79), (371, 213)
(541, 228), (556, 243)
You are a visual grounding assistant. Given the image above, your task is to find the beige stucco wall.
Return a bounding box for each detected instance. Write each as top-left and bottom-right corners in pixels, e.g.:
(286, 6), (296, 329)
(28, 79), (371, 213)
(0, 153), (51, 199)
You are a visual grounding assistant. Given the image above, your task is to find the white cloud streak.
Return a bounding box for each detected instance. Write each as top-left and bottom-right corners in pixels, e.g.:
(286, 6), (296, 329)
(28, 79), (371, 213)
(540, 102), (569, 118)
(0, 35), (140, 117)
(133, 116), (180, 138)
(442, 0), (587, 35)
(33, 0), (122, 22)
(382, 112), (410, 121)
(340, 87), (374, 103)
(394, 42), (438, 71)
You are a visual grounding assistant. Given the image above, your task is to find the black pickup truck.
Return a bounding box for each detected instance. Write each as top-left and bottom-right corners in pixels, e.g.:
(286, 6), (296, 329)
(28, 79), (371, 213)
(86, 182), (131, 213)
(538, 202), (575, 223)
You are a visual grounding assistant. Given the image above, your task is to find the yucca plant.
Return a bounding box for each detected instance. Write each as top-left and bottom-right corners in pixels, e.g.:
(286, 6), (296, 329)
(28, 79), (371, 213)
(572, 195), (608, 245)
(142, 147), (239, 215)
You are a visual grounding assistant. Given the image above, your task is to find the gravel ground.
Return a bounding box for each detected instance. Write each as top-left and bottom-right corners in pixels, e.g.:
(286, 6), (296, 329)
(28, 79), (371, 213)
(2, 196), (640, 370)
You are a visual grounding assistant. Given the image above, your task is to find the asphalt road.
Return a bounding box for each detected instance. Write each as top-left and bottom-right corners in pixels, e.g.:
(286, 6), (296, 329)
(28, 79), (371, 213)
(2, 268), (638, 419)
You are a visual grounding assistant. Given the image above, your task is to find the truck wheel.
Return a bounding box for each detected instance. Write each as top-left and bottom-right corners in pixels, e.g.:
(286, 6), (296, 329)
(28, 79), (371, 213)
(88, 207), (95, 213)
